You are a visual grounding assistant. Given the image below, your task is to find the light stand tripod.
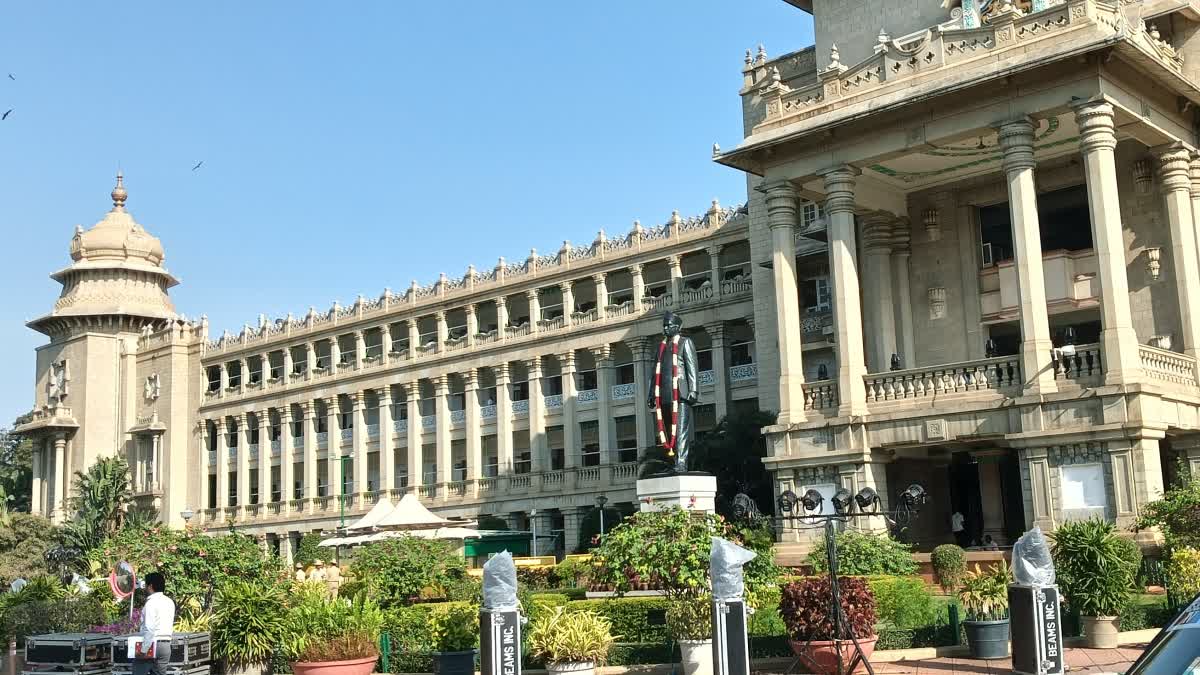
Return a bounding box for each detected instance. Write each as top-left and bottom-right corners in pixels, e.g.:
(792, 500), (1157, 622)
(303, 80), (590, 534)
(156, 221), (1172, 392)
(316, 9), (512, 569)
(777, 484), (928, 675)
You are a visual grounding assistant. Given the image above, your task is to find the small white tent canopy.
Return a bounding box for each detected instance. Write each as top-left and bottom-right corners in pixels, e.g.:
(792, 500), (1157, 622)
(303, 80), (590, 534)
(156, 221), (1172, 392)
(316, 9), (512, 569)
(376, 493), (452, 529)
(346, 497), (396, 531)
(366, 527), (481, 542)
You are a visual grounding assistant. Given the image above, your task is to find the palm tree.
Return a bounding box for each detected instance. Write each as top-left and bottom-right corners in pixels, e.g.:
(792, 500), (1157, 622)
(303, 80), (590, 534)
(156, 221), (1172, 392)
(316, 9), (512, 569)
(50, 456), (134, 569)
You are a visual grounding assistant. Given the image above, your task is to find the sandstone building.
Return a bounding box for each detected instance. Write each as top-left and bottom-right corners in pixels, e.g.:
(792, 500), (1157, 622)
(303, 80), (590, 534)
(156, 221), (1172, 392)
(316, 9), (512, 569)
(20, 0), (1200, 556)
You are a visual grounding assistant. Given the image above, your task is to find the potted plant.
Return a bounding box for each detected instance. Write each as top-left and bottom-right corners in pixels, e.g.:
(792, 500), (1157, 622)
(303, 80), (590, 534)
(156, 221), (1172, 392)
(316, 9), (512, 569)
(527, 607), (615, 675)
(212, 580), (290, 675)
(1051, 519), (1140, 649)
(780, 577), (878, 675)
(430, 603), (478, 675)
(957, 561), (1010, 659)
(667, 596), (714, 675)
(282, 584), (384, 675)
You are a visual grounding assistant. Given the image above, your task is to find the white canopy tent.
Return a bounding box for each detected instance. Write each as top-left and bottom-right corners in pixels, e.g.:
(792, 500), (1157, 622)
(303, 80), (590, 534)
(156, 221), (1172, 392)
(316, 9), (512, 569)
(376, 493), (453, 529)
(345, 497), (397, 531)
(320, 493), (480, 549)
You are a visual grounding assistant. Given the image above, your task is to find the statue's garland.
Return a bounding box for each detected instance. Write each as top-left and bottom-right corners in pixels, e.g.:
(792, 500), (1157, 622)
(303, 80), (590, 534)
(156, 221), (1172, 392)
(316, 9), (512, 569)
(653, 335), (681, 455)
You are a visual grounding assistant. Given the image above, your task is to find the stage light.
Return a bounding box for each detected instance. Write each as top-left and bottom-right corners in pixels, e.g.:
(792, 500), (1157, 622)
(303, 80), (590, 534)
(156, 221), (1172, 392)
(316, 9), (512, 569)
(855, 487), (880, 512)
(801, 489), (824, 513)
(900, 483), (928, 509)
(831, 488), (853, 513)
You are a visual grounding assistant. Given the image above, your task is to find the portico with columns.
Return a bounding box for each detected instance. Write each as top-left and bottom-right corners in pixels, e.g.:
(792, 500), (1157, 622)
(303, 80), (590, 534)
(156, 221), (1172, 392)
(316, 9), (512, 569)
(718, 0), (1200, 554)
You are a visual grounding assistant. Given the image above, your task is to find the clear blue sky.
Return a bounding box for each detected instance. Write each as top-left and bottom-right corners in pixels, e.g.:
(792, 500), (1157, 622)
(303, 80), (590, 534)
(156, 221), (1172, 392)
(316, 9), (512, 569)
(0, 2), (813, 426)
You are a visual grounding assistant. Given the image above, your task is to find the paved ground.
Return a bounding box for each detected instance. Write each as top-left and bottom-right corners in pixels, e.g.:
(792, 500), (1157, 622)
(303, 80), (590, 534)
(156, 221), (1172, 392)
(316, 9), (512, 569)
(866, 644), (1146, 674)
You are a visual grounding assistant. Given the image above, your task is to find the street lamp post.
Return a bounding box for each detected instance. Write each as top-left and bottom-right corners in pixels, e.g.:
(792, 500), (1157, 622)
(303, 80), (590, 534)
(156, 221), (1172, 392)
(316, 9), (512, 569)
(180, 508), (194, 527)
(339, 455), (353, 529)
(595, 495), (608, 537)
(530, 508), (538, 557)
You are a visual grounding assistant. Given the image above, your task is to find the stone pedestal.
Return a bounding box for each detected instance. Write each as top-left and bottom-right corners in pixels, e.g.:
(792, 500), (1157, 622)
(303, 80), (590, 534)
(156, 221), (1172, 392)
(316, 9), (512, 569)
(636, 473), (718, 513)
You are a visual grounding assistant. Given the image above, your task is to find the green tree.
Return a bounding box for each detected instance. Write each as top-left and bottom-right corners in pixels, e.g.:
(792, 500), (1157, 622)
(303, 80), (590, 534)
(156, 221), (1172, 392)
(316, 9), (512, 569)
(1137, 470), (1200, 549)
(0, 426), (34, 518)
(689, 409), (780, 518)
(293, 532), (323, 569)
(0, 513), (55, 582)
(57, 456), (134, 560)
(590, 507), (725, 602)
(350, 535), (467, 607)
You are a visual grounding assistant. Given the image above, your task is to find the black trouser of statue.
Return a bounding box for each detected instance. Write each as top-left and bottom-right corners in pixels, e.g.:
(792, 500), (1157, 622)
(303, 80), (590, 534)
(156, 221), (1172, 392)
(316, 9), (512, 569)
(646, 311), (700, 473)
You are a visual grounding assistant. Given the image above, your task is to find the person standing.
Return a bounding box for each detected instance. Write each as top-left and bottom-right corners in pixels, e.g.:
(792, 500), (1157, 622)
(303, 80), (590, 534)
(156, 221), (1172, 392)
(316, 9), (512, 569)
(951, 510), (968, 548)
(134, 572), (175, 675)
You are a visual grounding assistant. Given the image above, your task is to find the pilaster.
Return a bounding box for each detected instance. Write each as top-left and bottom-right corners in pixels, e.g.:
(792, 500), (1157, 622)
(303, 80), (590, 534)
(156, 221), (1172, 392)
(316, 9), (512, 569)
(667, 254), (683, 302)
(860, 211), (897, 372)
(435, 311), (448, 353)
(379, 387), (395, 492)
(302, 402), (317, 508)
(561, 352), (579, 469)
(405, 382), (422, 487)
(496, 297), (509, 341)
(632, 338), (653, 449)
(592, 346), (615, 464)
(1158, 143), (1200, 375)
(561, 282), (575, 327)
(593, 274), (608, 314)
(352, 392), (368, 495)
(353, 330), (366, 369)
(434, 375), (451, 489)
(706, 322), (730, 421)
(527, 290), (541, 335)
(465, 304), (478, 347)
(280, 408), (294, 503)
(890, 219), (916, 365)
(527, 357), (546, 472)
(495, 364), (514, 472)
(325, 397), (339, 500)
(236, 413), (250, 517)
(707, 245), (723, 292)
(465, 369), (482, 484)
(256, 410), (271, 507)
(631, 264), (645, 304)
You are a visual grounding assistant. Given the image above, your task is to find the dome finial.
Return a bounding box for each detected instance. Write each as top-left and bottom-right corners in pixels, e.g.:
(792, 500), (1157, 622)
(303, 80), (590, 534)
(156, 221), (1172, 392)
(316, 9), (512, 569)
(111, 171), (127, 210)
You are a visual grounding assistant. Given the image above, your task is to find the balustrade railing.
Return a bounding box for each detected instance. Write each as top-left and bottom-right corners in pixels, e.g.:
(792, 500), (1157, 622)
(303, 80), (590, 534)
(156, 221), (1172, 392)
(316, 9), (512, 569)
(270, 440), (281, 455)
(699, 370), (715, 386)
(606, 300), (635, 318)
(509, 474), (532, 490)
(448, 481), (467, 497)
(417, 484), (437, 499)
(316, 431), (329, 445)
(680, 286), (714, 304)
(578, 467), (601, 483)
(1139, 345), (1198, 386)
(512, 400), (530, 415)
(577, 389), (599, 403)
(450, 409), (466, 425)
(394, 419), (408, 433)
(544, 394), (564, 409)
(541, 471), (565, 488)
(339, 428), (352, 442)
(266, 503), (282, 516)
(610, 462), (638, 482)
(720, 277), (752, 296)
(803, 382), (838, 410)
(1053, 344), (1102, 383)
(611, 383), (636, 400)
(421, 415), (436, 430)
(478, 478), (496, 494)
(864, 355), (1022, 403)
(480, 404), (497, 419)
(729, 363), (758, 383)
(290, 499), (306, 513)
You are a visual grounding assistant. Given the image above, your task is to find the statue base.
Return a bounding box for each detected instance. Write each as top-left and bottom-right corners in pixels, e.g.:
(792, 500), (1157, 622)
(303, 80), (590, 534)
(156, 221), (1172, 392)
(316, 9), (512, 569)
(636, 472), (717, 513)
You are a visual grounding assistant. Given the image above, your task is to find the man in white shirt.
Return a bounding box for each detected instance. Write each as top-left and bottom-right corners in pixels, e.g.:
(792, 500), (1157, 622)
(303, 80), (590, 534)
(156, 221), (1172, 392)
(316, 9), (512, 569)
(135, 572), (176, 675)
(951, 511), (968, 548)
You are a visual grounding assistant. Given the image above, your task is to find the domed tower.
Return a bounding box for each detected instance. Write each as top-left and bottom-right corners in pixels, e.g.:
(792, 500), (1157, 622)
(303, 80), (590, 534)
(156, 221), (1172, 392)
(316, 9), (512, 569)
(21, 173), (180, 522)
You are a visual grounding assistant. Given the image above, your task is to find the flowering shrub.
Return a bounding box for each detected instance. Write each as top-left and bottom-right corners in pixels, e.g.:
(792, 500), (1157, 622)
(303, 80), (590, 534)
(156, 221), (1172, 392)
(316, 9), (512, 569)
(780, 577), (877, 641)
(589, 508), (725, 602)
(1167, 547), (1200, 599)
(95, 525), (283, 608)
(350, 535), (467, 607)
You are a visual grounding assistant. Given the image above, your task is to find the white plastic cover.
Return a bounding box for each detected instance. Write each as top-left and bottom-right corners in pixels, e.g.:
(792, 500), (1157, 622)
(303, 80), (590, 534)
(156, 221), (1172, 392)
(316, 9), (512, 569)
(1012, 526), (1056, 587)
(710, 537), (757, 600)
(482, 551), (520, 611)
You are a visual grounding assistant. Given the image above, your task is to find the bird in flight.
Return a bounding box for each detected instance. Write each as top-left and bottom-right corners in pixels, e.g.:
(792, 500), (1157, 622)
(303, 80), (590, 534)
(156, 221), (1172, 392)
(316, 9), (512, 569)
(2, 109), (11, 120)
(191, 161), (204, 171)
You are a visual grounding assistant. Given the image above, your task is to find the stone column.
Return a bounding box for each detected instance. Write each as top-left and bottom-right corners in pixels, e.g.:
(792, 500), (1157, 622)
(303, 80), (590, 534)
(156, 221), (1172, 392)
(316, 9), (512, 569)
(562, 352), (579, 469)
(816, 168), (868, 415)
(860, 211), (897, 373)
(435, 311), (448, 353)
(237, 357), (248, 394)
(667, 254), (683, 301)
(52, 435), (66, 523)
(465, 369), (482, 484)
(407, 321), (420, 358)
(496, 364), (514, 472)
(219, 362), (229, 391)
(304, 342), (316, 375)
(592, 347), (615, 463)
(526, 289), (541, 334)
(379, 387), (395, 492)
(561, 282), (575, 326)
(257, 411), (271, 506)
(998, 119), (1057, 394)
(325, 397), (339, 499)
(282, 347), (293, 384)
(631, 264), (645, 306)
(216, 418), (230, 508)
(707, 322), (730, 421)
(496, 297), (509, 341)
(1158, 143), (1200, 372)
(593, 274), (608, 317)
(707, 245), (723, 294)
(632, 339), (653, 448)
(329, 338), (341, 370)
(890, 221), (916, 365)
(280, 408), (294, 504)
(354, 330), (366, 369)
(1072, 101), (1142, 384)
(1020, 447), (1055, 531)
(352, 392), (368, 495)
(527, 357), (546, 472)
(236, 413), (251, 516)
(405, 382), (422, 487)
(302, 403), (318, 507)
(197, 423), (209, 512)
(434, 375), (451, 487)
(31, 440), (43, 516)
(465, 304), (478, 347)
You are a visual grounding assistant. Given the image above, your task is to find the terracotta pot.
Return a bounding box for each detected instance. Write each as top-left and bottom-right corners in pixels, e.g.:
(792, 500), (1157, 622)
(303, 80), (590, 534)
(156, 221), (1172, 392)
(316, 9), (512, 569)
(291, 656), (378, 675)
(788, 636), (878, 675)
(1082, 615), (1120, 649)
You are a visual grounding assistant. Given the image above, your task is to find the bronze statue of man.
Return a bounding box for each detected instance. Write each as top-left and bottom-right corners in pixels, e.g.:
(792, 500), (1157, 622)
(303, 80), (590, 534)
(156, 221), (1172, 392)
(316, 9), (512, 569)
(646, 311), (700, 472)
